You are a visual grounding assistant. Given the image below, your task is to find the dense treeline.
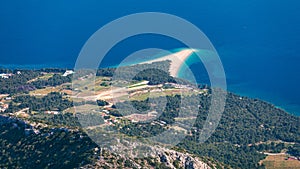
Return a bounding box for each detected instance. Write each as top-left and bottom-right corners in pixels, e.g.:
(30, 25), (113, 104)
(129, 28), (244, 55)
(39, 68), (67, 73)
(5, 92), (73, 113)
(96, 68), (116, 77)
(115, 92), (300, 168)
(253, 142), (286, 153)
(157, 95), (181, 124)
(107, 61), (171, 80)
(0, 70), (40, 94)
(183, 92), (299, 168)
(97, 99), (109, 106)
(179, 141), (266, 169)
(119, 123), (165, 138)
(0, 116), (98, 168)
(133, 68), (175, 85)
(31, 74), (72, 89)
(29, 112), (81, 128)
(129, 99), (151, 112)
(287, 143), (300, 157)
(203, 93), (299, 144)
(0, 69), (73, 94)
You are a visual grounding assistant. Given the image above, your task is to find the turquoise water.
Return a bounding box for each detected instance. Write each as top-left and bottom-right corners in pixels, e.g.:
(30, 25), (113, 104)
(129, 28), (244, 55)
(177, 49), (216, 80)
(177, 48), (300, 116)
(113, 50), (175, 68)
(0, 1), (299, 116)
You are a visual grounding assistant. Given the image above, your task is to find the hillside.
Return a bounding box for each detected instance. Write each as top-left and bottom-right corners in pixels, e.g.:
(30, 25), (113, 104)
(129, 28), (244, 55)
(0, 63), (299, 168)
(0, 115), (224, 169)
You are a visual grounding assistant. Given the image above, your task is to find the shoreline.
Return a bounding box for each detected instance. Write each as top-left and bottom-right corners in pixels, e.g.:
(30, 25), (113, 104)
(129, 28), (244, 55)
(138, 49), (195, 77)
(227, 87), (300, 116)
(0, 54), (299, 116)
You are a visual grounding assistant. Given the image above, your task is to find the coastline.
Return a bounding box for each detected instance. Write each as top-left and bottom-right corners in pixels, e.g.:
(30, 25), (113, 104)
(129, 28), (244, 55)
(138, 49), (195, 77)
(0, 53), (299, 116)
(228, 85), (300, 116)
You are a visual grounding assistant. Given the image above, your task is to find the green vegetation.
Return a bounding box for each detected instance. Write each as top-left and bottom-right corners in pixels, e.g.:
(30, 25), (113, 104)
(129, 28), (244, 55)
(1, 66), (299, 169)
(115, 92), (300, 168)
(133, 68), (175, 85)
(0, 69), (40, 94)
(96, 99), (109, 106)
(31, 74), (72, 89)
(29, 112), (81, 127)
(0, 68), (71, 94)
(180, 93), (299, 168)
(96, 67), (116, 77)
(5, 92), (73, 113)
(287, 143), (300, 157)
(0, 116), (97, 168)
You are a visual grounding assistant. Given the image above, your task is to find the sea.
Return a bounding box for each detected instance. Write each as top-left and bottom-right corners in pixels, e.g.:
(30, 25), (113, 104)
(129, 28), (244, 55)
(0, 0), (299, 116)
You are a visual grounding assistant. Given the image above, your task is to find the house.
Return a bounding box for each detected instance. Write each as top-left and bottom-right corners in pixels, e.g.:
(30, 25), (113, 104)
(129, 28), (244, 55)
(0, 73), (13, 79)
(102, 110), (110, 114)
(5, 97), (12, 100)
(45, 111), (59, 115)
(62, 70), (74, 77)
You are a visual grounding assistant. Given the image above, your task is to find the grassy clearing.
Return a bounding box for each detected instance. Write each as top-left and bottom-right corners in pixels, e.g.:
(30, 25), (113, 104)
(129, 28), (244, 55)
(261, 155), (300, 169)
(29, 87), (61, 95)
(129, 89), (196, 101)
(27, 73), (54, 83)
(128, 83), (147, 89)
(29, 82), (72, 96)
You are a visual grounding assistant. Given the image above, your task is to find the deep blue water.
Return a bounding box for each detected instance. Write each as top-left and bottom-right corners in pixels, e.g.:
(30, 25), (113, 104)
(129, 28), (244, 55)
(0, 0), (299, 116)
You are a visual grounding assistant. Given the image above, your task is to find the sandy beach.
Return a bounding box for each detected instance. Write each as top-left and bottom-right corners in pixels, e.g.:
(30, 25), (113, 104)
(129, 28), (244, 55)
(139, 49), (195, 77)
(73, 49), (196, 102)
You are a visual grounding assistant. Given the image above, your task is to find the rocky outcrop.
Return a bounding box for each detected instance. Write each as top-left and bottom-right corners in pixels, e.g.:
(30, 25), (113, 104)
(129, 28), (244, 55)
(155, 148), (211, 169)
(81, 146), (213, 169)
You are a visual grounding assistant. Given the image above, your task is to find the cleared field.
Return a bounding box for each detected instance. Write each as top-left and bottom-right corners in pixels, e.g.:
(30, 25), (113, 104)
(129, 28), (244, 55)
(27, 73), (54, 83)
(71, 104), (100, 113)
(261, 155), (300, 169)
(29, 86), (61, 96)
(129, 89), (196, 101)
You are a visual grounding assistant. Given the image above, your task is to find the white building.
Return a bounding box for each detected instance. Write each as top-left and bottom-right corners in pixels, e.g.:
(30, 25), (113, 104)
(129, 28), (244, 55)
(62, 70), (74, 77)
(45, 111), (59, 115)
(0, 73), (13, 79)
